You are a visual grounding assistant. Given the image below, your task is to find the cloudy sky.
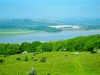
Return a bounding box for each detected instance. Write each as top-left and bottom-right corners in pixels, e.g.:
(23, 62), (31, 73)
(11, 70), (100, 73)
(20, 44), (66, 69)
(0, 0), (100, 19)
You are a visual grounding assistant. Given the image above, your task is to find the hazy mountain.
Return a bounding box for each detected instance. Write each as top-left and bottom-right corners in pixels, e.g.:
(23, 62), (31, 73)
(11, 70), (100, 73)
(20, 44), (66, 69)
(0, 19), (63, 27)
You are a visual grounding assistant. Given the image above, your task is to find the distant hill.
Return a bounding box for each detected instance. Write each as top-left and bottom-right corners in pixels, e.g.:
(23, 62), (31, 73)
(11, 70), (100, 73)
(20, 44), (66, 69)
(0, 19), (63, 32)
(0, 19), (63, 28)
(1, 18), (100, 30)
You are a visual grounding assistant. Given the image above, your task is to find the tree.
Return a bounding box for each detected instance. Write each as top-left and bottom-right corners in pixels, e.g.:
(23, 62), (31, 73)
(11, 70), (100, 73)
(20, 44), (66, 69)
(6, 44), (19, 55)
(0, 43), (6, 55)
(20, 42), (30, 52)
(52, 40), (63, 51)
(30, 41), (42, 52)
(41, 42), (50, 52)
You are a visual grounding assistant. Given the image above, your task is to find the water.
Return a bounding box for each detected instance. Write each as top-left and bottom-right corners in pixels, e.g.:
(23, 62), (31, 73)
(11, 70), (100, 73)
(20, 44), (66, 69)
(0, 30), (100, 43)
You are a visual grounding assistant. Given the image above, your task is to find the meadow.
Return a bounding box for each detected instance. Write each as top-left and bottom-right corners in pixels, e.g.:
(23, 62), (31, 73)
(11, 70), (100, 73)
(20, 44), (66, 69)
(0, 52), (100, 75)
(0, 29), (37, 38)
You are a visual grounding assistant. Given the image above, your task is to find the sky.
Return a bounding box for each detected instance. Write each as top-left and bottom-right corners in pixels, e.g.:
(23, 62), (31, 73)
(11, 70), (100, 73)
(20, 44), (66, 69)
(0, 0), (100, 19)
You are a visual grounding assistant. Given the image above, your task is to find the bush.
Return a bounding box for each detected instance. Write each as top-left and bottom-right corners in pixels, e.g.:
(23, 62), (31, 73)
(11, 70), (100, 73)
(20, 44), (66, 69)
(0, 59), (4, 63)
(40, 50), (43, 53)
(65, 54), (68, 56)
(16, 57), (21, 61)
(22, 51), (28, 55)
(33, 58), (38, 61)
(47, 73), (51, 75)
(91, 48), (100, 54)
(31, 57), (34, 59)
(91, 49), (97, 54)
(3, 55), (7, 57)
(36, 52), (39, 54)
(33, 52), (36, 56)
(40, 57), (46, 62)
(24, 56), (28, 61)
(91, 50), (97, 54)
(27, 67), (37, 75)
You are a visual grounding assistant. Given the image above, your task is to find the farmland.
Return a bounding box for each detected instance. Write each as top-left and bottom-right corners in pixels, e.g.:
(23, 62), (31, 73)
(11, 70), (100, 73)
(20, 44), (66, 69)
(0, 52), (100, 75)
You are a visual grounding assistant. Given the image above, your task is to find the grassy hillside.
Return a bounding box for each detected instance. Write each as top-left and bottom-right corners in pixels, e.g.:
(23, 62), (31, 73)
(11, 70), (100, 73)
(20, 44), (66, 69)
(0, 52), (100, 75)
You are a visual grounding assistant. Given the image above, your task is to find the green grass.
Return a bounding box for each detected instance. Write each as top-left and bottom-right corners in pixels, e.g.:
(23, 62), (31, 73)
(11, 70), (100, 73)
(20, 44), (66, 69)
(0, 52), (100, 75)
(0, 29), (37, 38)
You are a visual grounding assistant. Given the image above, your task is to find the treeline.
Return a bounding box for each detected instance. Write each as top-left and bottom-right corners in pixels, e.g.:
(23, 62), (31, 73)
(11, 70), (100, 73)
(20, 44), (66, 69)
(0, 34), (100, 55)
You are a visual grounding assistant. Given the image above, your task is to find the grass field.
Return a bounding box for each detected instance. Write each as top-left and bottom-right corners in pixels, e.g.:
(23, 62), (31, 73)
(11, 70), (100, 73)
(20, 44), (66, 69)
(0, 52), (100, 75)
(0, 29), (37, 38)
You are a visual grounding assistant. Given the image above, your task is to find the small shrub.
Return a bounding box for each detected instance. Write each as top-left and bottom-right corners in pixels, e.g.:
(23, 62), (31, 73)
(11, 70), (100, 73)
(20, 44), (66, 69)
(91, 50), (97, 54)
(33, 58), (38, 61)
(40, 50), (43, 53)
(33, 52), (36, 56)
(40, 57), (46, 62)
(3, 55), (7, 57)
(97, 49), (100, 53)
(31, 57), (34, 59)
(0, 59), (4, 63)
(91, 48), (100, 54)
(36, 52), (39, 54)
(47, 73), (51, 75)
(22, 51), (28, 55)
(16, 57), (21, 61)
(27, 67), (37, 75)
(24, 56), (28, 61)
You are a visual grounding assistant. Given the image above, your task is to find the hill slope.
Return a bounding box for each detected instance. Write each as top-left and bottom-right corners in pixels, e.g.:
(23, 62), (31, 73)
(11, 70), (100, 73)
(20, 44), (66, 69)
(0, 52), (100, 75)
